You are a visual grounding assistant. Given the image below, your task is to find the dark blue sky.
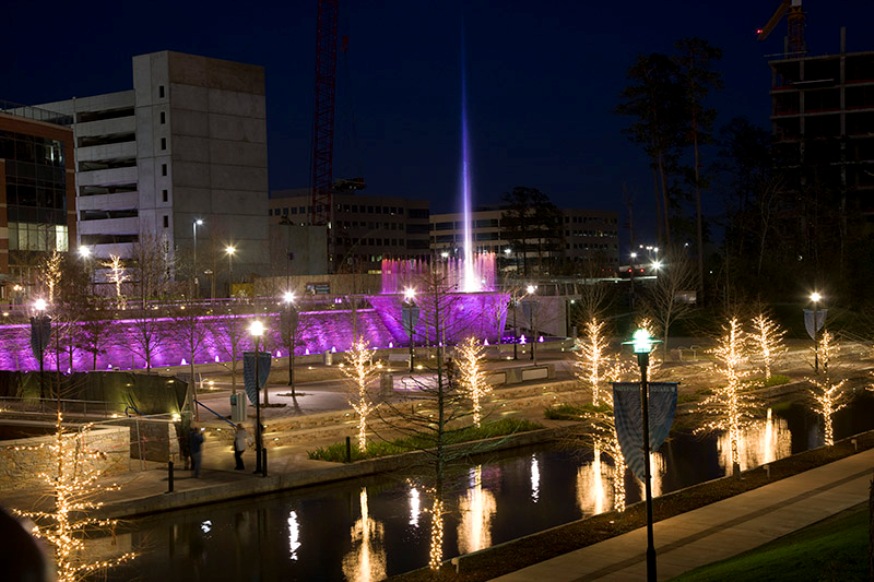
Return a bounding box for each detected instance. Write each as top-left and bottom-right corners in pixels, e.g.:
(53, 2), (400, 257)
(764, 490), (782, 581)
(4, 1), (874, 231)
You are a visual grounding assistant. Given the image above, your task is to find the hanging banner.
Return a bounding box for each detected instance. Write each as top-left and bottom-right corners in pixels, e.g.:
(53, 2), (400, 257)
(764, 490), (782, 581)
(243, 351), (272, 406)
(612, 382), (678, 481)
(803, 309), (828, 341)
(402, 305), (420, 336)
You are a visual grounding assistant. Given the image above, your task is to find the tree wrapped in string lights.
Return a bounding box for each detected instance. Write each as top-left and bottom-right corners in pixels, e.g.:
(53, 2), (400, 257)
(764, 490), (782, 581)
(13, 413), (135, 582)
(574, 318), (610, 405)
(456, 336), (491, 428)
(750, 312), (786, 379)
(43, 250), (63, 303)
(102, 255), (129, 309)
(697, 316), (760, 477)
(342, 337), (380, 452)
(806, 331), (849, 446)
(567, 316), (634, 512)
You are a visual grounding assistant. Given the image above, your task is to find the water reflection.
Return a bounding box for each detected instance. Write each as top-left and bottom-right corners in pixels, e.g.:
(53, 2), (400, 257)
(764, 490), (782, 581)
(105, 394), (874, 582)
(457, 466), (497, 554)
(287, 510), (301, 560)
(341, 487), (386, 582)
(577, 447), (610, 515)
(408, 486), (422, 527)
(530, 455), (541, 503)
(717, 408), (791, 475)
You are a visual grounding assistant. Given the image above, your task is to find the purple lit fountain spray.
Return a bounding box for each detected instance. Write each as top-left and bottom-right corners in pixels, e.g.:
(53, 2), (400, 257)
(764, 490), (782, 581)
(460, 51), (479, 293)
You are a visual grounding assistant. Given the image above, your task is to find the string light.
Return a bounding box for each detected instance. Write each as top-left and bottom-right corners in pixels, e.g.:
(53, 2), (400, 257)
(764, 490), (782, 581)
(427, 496), (445, 571)
(574, 318), (609, 404)
(13, 411), (136, 581)
(456, 337), (490, 428)
(697, 316), (761, 475)
(751, 313), (787, 379)
(807, 331), (848, 447)
(342, 338), (380, 452)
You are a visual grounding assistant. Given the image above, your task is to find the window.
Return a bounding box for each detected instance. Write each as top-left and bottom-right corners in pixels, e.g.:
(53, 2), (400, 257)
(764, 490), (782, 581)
(160, 138), (166, 150)
(161, 164), (167, 176)
(159, 85), (165, 98)
(163, 215), (169, 228)
(162, 189), (168, 202)
(160, 111), (166, 124)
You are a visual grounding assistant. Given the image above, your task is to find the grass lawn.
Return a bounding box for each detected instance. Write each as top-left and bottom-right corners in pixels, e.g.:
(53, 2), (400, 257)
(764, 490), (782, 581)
(671, 503), (869, 581)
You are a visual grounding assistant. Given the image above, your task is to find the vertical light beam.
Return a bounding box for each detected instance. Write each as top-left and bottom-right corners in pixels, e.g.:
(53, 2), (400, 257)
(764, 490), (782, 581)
(460, 33), (479, 292)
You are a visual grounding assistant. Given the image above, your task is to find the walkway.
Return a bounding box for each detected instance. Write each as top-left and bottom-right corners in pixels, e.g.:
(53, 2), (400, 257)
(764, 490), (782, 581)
(492, 447), (874, 581)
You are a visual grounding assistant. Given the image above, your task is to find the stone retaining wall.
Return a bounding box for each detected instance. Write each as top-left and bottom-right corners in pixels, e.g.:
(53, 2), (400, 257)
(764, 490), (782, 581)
(0, 421), (130, 490)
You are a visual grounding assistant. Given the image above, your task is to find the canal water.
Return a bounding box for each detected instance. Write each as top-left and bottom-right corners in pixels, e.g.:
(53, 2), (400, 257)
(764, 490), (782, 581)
(104, 390), (874, 581)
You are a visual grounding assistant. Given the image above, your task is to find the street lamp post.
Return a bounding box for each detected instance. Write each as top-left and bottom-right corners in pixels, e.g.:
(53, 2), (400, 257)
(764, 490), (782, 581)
(78, 246), (93, 295)
(526, 284), (537, 362)
(402, 287), (418, 373)
(512, 298), (519, 360)
(249, 320), (266, 476)
(626, 328), (660, 582)
(282, 292), (298, 391)
(192, 218), (204, 298)
(811, 291), (822, 373)
(226, 245), (236, 297)
(30, 299), (51, 402)
(629, 251), (637, 308)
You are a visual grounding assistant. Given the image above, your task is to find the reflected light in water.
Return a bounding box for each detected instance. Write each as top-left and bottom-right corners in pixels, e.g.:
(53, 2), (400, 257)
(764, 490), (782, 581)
(287, 511), (301, 560)
(577, 445), (609, 515)
(342, 487), (386, 582)
(409, 486), (421, 527)
(530, 454), (540, 503)
(635, 452), (665, 498)
(718, 408), (790, 475)
(457, 465), (497, 555)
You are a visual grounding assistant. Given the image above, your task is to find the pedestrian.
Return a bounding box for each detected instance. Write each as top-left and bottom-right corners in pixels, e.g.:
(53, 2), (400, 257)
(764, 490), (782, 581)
(233, 424), (248, 471)
(189, 426), (205, 478)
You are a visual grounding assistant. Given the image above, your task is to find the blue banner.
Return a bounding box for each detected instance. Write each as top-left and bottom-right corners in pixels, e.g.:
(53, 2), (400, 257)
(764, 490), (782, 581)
(402, 305), (420, 336)
(612, 382), (678, 481)
(243, 351), (272, 406)
(803, 309), (827, 341)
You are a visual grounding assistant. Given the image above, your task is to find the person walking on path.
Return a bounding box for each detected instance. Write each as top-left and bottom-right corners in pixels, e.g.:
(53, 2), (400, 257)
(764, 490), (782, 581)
(189, 426), (205, 478)
(233, 424), (249, 471)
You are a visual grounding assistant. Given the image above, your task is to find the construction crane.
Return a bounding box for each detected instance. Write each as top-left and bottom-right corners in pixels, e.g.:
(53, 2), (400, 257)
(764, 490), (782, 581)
(757, 0), (806, 55)
(311, 0), (340, 266)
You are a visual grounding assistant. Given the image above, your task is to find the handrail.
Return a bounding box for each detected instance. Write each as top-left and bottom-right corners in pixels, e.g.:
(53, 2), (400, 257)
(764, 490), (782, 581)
(195, 399), (235, 428)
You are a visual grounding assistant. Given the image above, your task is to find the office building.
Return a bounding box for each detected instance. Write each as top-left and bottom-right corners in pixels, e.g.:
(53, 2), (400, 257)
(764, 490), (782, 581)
(0, 106), (77, 293)
(27, 51), (269, 294)
(269, 189), (430, 274)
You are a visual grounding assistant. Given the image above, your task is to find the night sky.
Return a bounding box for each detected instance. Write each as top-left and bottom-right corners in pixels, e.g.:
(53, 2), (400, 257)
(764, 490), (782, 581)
(4, 1), (874, 232)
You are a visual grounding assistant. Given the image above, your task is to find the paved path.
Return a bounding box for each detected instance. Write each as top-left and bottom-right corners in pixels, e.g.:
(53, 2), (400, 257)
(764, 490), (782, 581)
(492, 448), (874, 581)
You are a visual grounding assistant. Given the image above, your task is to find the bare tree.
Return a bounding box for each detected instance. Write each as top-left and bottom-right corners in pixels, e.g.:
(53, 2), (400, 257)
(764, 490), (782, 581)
(127, 305), (166, 373)
(640, 247), (697, 359)
(130, 231), (173, 307)
(214, 303), (251, 394)
(170, 301), (211, 420)
(79, 297), (115, 371)
(376, 267), (502, 571)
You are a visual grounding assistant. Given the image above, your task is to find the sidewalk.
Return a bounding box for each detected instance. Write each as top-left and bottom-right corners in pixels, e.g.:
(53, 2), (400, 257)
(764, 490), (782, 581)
(491, 447), (874, 581)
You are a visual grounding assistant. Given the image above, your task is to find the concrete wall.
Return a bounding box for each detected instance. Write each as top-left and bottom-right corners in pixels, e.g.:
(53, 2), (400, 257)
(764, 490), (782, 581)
(0, 421), (130, 490)
(134, 51), (269, 290)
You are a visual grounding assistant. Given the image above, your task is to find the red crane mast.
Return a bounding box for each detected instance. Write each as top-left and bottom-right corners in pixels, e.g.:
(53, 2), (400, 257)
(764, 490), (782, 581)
(311, 0), (339, 264)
